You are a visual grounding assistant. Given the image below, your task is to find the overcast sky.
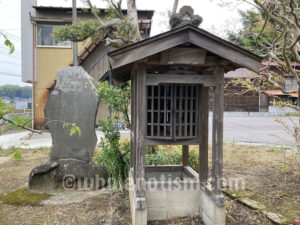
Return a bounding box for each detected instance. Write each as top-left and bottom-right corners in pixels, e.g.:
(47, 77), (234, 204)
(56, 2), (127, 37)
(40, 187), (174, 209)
(0, 0), (253, 87)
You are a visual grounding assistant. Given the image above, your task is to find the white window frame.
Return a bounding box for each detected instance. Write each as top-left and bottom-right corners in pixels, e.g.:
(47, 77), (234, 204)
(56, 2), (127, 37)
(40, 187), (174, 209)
(36, 24), (72, 49)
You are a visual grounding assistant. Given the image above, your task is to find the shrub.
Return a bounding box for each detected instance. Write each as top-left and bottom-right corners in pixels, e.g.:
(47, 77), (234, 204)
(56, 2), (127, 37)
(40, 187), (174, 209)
(96, 138), (199, 180)
(146, 145), (199, 171)
(95, 119), (130, 187)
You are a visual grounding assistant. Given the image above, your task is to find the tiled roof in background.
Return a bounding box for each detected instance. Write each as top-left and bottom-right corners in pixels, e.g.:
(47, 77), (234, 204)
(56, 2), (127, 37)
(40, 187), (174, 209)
(225, 68), (259, 79)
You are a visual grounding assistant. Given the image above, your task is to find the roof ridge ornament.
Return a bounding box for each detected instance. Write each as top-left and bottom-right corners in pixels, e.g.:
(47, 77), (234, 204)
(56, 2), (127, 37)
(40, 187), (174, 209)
(169, 6), (203, 29)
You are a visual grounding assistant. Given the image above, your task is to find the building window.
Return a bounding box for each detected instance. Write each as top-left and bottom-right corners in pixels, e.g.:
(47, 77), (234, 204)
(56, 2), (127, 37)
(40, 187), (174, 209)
(37, 25), (71, 47)
(146, 84), (199, 140)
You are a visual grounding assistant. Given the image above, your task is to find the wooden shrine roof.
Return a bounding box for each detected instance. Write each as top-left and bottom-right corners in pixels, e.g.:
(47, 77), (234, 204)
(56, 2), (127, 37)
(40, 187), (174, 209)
(108, 24), (262, 78)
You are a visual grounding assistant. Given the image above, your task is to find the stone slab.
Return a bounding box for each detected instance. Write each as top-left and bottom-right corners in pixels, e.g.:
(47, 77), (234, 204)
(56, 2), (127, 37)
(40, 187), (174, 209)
(45, 66), (99, 163)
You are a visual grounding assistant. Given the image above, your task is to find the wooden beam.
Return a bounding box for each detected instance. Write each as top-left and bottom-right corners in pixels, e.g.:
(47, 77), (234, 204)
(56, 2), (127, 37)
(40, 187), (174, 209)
(160, 47), (207, 65)
(211, 66), (224, 195)
(199, 85), (209, 183)
(145, 165), (184, 173)
(130, 70), (136, 180)
(146, 74), (216, 87)
(182, 145), (189, 166)
(147, 56), (229, 67)
(145, 138), (201, 146)
(109, 32), (188, 69)
(188, 30), (261, 73)
(135, 63), (147, 200)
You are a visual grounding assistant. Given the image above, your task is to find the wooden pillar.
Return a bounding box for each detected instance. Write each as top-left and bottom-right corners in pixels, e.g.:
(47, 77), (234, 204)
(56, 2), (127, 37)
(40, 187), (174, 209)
(130, 71), (137, 182)
(182, 145), (189, 166)
(212, 66), (224, 195)
(199, 85), (209, 183)
(135, 63), (147, 199)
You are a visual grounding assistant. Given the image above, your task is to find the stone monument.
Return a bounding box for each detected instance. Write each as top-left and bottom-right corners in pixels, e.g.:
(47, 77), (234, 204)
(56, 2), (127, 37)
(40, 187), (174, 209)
(29, 66), (107, 190)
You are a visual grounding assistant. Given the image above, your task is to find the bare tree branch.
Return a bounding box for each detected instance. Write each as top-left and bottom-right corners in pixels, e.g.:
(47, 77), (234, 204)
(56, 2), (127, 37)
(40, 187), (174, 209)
(2, 117), (42, 134)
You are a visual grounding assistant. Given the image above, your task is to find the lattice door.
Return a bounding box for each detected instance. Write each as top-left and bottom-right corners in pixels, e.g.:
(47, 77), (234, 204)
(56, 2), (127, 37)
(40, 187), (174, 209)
(146, 84), (198, 140)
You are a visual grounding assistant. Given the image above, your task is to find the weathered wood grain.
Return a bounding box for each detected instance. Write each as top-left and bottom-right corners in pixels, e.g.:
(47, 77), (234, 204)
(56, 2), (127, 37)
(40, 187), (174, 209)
(146, 74), (216, 86)
(182, 145), (189, 166)
(199, 85), (209, 183)
(211, 66), (224, 195)
(135, 63), (147, 197)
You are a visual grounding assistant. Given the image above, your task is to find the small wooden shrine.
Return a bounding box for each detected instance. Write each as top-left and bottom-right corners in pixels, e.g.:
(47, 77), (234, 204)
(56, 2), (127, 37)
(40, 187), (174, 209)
(107, 6), (262, 225)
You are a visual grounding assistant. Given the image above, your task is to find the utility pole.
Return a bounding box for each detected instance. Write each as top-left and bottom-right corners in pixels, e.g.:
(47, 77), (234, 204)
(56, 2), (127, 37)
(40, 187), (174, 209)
(72, 0), (78, 66)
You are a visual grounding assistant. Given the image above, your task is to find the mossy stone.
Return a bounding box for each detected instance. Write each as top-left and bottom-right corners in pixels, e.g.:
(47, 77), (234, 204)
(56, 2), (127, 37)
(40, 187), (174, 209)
(0, 188), (52, 206)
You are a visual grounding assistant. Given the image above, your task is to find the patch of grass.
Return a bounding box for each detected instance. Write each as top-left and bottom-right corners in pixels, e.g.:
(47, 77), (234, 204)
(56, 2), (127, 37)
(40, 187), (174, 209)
(0, 188), (52, 206)
(224, 189), (255, 199)
(284, 113), (300, 117)
(32, 150), (37, 154)
(13, 148), (22, 160)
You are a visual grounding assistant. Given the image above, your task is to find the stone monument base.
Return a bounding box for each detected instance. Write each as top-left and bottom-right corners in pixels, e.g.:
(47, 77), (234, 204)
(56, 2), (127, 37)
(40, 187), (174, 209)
(29, 159), (107, 191)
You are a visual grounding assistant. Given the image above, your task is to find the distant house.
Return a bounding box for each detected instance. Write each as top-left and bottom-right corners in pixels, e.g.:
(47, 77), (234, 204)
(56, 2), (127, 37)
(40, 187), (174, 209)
(224, 63), (299, 113)
(21, 1), (154, 129)
(15, 99), (32, 110)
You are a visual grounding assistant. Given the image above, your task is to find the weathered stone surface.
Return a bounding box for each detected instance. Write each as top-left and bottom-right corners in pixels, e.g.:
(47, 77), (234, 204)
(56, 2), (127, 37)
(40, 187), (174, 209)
(238, 197), (265, 210)
(29, 159), (107, 190)
(29, 160), (58, 190)
(169, 6), (203, 29)
(262, 211), (288, 225)
(44, 66), (99, 163)
(29, 66), (106, 191)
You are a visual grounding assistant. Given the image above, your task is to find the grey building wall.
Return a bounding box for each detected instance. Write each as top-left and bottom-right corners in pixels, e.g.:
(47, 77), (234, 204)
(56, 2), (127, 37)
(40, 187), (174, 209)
(21, 0), (37, 83)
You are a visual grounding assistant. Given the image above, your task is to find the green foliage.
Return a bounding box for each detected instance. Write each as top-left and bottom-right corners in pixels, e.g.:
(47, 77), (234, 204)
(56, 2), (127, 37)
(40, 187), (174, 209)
(95, 118), (130, 187)
(95, 81), (131, 188)
(13, 148), (22, 160)
(0, 85), (32, 100)
(98, 81), (131, 128)
(6, 114), (32, 130)
(227, 9), (277, 56)
(4, 39), (14, 54)
(0, 98), (13, 119)
(111, 20), (138, 43)
(63, 122), (81, 137)
(145, 146), (198, 171)
(0, 33), (14, 54)
(0, 188), (52, 206)
(105, 6), (118, 21)
(52, 20), (102, 42)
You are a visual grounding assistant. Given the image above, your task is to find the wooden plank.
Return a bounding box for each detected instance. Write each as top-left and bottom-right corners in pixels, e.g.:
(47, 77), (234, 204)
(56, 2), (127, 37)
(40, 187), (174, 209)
(199, 85), (209, 183)
(182, 145), (189, 167)
(151, 86), (154, 136)
(211, 66), (224, 195)
(160, 47), (207, 65)
(135, 63), (147, 197)
(145, 138), (201, 146)
(188, 30), (261, 73)
(131, 67), (137, 183)
(146, 74), (216, 87)
(147, 56), (229, 67)
(145, 165), (184, 173)
(109, 32), (188, 69)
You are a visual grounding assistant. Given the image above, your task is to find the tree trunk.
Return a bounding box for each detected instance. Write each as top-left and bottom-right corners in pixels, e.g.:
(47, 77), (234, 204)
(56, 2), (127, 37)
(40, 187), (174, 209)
(172, 0), (179, 15)
(296, 128), (300, 165)
(126, 0), (141, 41)
(298, 85), (300, 165)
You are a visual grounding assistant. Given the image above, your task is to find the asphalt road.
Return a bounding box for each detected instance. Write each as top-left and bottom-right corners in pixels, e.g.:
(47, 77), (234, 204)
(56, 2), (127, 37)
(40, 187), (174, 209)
(220, 116), (296, 146)
(0, 116), (297, 149)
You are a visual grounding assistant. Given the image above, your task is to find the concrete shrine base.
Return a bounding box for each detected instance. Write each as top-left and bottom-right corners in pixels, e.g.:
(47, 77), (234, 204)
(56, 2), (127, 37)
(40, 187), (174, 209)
(129, 165), (225, 225)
